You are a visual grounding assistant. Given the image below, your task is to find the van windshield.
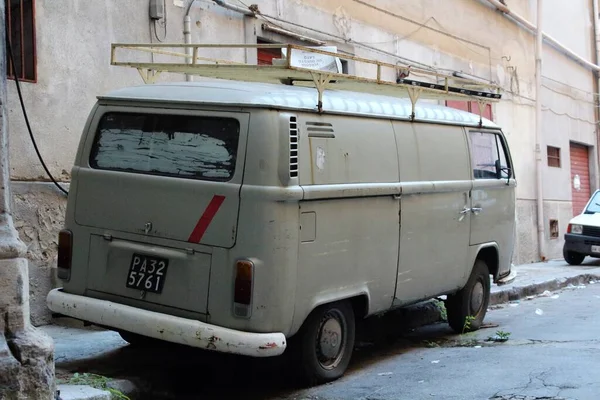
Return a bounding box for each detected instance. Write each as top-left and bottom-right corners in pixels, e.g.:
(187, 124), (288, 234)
(90, 112), (240, 182)
(584, 191), (600, 214)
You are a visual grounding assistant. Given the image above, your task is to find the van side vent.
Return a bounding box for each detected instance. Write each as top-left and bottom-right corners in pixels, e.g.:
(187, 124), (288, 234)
(289, 117), (299, 178)
(306, 121), (335, 138)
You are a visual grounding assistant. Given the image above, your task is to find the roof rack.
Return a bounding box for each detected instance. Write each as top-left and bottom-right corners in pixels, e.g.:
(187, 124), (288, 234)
(110, 43), (501, 123)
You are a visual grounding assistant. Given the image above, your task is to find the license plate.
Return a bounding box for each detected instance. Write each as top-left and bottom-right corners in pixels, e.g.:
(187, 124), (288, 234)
(592, 246), (600, 254)
(126, 253), (169, 294)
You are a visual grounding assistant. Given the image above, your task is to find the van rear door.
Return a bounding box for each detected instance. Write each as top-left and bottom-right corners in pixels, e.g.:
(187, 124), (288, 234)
(75, 107), (248, 248)
(72, 106), (248, 315)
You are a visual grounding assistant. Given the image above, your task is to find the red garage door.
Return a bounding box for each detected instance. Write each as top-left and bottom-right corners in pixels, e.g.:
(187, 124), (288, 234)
(570, 143), (591, 216)
(446, 101), (493, 121)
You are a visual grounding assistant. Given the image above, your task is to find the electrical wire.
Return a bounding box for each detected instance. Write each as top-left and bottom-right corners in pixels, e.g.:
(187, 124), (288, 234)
(232, 0), (437, 71)
(541, 107), (598, 124)
(238, 0), (507, 82)
(351, 0), (490, 51)
(343, 17), (435, 45)
(5, 27), (69, 196)
(543, 75), (599, 98)
(542, 83), (598, 105)
(238, 0), (598, 118)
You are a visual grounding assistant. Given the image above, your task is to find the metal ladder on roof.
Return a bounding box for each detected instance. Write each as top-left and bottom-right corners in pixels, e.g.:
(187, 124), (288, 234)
(110, 42), (501, 124)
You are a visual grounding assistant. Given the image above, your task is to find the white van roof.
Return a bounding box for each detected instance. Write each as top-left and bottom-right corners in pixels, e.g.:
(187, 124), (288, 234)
(98, 79), (500, 129)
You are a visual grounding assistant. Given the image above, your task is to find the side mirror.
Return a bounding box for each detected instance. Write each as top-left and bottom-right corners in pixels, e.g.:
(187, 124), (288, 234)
(495, 159), (502, 179)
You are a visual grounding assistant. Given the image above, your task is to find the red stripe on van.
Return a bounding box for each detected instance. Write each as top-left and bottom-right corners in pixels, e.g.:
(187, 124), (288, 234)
(188, 195), (226, 243)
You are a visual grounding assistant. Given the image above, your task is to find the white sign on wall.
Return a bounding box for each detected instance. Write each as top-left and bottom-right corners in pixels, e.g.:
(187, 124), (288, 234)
(281, 46), (343, 74)
(574, 174), (581, 191)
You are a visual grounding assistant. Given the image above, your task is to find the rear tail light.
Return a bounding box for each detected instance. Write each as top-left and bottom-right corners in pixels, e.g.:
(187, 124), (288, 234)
(233, 260), (253, 318)
(57, 229), (73, 281)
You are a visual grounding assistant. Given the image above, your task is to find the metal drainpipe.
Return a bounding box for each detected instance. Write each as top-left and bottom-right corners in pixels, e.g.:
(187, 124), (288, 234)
(184, 0), (196, 82)
(212, 0), (255, 16)
(593, 0), (600, 192)
(481, 0), (600, 72)
(534, 0), (545, 261)
(184, 1), (254, 81)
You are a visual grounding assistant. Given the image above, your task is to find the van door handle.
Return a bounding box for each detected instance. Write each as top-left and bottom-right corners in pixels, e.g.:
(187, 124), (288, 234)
(471, 207), (483, 215)
(458, 207), (470, 221)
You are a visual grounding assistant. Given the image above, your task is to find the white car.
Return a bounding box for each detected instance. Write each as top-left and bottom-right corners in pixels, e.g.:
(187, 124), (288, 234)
(564, 189), (600, 265)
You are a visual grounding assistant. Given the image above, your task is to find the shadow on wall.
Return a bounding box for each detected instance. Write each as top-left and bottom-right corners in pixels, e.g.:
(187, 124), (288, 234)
(12, 181), (68, 326)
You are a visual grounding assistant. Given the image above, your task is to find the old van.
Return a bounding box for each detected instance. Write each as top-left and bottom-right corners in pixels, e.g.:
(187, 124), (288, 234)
(47, 79), (516, 384)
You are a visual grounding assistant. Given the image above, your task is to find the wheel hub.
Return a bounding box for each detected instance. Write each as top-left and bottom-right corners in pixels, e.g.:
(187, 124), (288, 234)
(471, 280), (484, 314)
(316, 310), (346, 369)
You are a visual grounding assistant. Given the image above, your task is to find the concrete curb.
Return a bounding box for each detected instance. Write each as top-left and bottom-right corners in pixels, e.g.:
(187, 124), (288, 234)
(57, 385), (111, 400)
(490, 273), (600, 305)
(400, 272), (600, 333)
(57, 378), (138, 400)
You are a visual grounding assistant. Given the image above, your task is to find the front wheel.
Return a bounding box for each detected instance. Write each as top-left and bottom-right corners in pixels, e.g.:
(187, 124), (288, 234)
(563, 247), (585, 266)
(445, 259), (491, 333)
(290, 300), (356, 385)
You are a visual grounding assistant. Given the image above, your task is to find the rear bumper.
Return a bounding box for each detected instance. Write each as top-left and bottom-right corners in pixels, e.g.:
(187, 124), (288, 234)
(46, 288), (286, 357)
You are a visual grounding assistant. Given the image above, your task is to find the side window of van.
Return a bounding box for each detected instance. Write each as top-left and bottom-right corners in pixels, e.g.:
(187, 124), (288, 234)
(90, 113), (240, 182)
(469, 131), (510, 180)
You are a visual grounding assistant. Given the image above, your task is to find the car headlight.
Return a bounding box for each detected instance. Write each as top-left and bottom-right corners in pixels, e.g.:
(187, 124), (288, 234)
(569, 224), (583, 234)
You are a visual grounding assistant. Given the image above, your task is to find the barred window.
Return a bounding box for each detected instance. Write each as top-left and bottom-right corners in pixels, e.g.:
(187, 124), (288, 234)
(547, 146), (561, 168)
(5, 0), (36, 82)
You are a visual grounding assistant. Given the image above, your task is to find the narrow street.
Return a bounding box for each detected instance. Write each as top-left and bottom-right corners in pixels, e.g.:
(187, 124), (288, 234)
(47, 279), (600, 400)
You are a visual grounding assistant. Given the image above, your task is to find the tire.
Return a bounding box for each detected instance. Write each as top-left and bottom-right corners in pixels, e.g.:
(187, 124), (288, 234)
(290, 300), (356, 386)
(563, 247), (585, 266)
(445, 259), (491, 334)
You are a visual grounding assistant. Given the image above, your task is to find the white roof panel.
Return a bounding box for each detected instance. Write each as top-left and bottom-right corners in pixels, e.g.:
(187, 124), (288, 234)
(98, 79), (500, 129)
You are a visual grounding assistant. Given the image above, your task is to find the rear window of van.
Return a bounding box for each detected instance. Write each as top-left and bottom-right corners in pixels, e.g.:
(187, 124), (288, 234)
(89, 113), (240, 182)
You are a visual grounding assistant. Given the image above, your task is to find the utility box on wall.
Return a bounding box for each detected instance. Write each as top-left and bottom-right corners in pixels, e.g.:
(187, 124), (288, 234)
(149, 0), (165, 19)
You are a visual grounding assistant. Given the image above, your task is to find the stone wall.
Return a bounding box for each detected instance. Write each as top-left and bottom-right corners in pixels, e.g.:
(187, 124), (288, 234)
(1, 1), (55, 396)
(12, 182), (67, 326)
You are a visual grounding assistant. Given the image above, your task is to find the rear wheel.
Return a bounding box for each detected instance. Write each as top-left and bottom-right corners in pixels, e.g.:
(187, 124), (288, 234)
(445, 259), (490, 333)
(290, 300), (355, 385)
(563, 247), (585, 266)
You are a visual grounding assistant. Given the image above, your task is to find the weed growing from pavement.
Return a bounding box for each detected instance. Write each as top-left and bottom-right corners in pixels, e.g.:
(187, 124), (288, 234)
(59, 373), (130, 400)
(423, 340), (440, 348)
(455, 338), (480, 347)
(432, 299), (447, 321)
(462, 315), (476, 334)
(487, 330), (511, 342)
(496, 330), (511, 340)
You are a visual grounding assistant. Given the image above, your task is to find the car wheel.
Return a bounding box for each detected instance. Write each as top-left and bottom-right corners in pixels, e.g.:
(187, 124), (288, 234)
(563, 247), (585, 266)
(445, 259), (491, 334)
(291, 300), (355, 385)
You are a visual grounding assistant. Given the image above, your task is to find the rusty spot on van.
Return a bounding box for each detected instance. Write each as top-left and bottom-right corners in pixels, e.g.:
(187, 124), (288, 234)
(259, 342), (278, 349)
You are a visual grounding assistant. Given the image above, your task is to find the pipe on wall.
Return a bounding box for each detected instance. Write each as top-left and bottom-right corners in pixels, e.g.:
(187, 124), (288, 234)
(482, 0), (600, 72)
(261, 23), (326, 45)
(534, 0), (545, 261)
(184, 15), (192, 81)
(183, 0), (255, 81)
(593, 0), (600, 194)
(212, 0), (255, 16)
(184, 0), (196, 82)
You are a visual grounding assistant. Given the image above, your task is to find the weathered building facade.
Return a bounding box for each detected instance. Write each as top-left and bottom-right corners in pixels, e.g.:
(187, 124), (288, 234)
(6, 0), (600, 324)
